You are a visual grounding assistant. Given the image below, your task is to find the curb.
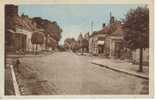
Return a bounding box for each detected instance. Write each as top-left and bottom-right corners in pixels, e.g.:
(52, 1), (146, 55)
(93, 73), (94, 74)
(91, 62), (149, 80)
(10, 65), (20, 96)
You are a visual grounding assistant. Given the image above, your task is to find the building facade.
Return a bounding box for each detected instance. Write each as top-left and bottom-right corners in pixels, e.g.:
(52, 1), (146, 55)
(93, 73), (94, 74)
(88, 14), (149, 64)
(5, 5), (46, 53)
(89, 32), (107, 55)
(104, 21), (124, 58)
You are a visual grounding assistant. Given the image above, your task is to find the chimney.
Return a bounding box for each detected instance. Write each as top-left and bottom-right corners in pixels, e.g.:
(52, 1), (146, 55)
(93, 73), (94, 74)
(110, 16), (115, 24)
(5, 5), (18, 16)
(102, 23), (106, 28)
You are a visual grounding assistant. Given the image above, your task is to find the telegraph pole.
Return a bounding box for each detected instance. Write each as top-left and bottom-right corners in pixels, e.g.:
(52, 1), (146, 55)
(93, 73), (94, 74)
(91, 21), (93, 34)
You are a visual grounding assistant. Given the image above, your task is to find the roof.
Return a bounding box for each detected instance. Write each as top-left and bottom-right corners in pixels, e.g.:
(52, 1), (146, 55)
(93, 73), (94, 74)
(89, 24), (111, 38)
(14, 15), (37, 31)
(110, 24), (123, 36)
(99, 26), (110, 34)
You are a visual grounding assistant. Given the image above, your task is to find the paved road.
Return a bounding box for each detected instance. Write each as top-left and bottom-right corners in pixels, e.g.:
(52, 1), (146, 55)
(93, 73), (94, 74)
(20, 52), (148, 95)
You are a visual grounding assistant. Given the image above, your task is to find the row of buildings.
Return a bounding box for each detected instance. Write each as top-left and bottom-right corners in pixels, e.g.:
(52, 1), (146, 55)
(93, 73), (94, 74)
(80, 14), (149, 64)
(5, 5), (62, 53)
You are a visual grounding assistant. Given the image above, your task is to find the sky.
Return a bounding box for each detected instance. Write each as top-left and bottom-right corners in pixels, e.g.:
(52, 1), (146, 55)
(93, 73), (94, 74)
(18, 4), (143, 44)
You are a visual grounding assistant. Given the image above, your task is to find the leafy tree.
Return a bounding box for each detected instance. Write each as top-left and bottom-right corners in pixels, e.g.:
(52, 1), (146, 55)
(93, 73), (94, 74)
(71, 42), (80, 52)
(31, 32), (44, 54)
(32, 17), (62, 49)
(80, 38), (89, 53)
(47, 37), (57, 50)
(64, 38), (76, 50)
(123, 6), (149, 72)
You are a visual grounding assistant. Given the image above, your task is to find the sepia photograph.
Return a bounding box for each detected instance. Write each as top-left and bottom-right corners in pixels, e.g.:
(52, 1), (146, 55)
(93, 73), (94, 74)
(3, 0), (154, 97)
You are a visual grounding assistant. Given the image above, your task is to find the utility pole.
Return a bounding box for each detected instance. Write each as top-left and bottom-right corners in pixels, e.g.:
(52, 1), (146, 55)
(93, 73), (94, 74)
(91, 21), (93, 34)
(110, 11), (112, 18)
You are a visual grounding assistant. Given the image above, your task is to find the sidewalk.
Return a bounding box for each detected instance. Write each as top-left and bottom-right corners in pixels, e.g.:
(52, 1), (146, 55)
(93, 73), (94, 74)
(6, 51), (54, 58)
(91, 58), (149, 79)
(5, 64), (15, 95)
(5, 58), (20, 95)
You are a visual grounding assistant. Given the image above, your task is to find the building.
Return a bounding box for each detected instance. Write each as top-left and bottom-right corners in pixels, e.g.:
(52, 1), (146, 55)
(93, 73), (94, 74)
(32, 17), (62, 50)
(88, 14), (149, 65)
(84, 32), (90, 40)
(104, 21), (124, 58)
(89, 23), (109, 55)
(5, 5), (45, 53)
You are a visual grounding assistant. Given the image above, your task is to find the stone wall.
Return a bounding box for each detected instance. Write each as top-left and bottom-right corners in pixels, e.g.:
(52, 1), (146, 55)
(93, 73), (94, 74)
(132, 48), (149, 65)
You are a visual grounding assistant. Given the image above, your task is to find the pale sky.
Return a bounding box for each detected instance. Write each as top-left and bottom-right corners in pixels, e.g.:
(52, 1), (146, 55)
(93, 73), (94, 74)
(18, 4), (143, 44)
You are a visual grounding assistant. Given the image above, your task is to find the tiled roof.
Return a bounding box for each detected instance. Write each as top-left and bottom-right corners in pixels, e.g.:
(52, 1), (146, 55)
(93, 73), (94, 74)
(90, 26), (110, 38)
(110, 24), (123, 36)
(14, 16), (37, 31)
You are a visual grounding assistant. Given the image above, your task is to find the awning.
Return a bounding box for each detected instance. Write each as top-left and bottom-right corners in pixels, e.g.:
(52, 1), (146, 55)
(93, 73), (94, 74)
(97, 40), (104, 45)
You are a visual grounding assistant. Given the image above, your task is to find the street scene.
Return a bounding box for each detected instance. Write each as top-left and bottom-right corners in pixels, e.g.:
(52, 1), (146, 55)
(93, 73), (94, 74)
(5, 4), (149, 95)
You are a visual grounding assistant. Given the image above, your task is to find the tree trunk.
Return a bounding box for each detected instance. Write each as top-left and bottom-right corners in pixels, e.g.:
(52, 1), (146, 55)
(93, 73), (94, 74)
(45, 34), (48, 50)
(139, 48), (143, 72)
(35, 44), (38, 55)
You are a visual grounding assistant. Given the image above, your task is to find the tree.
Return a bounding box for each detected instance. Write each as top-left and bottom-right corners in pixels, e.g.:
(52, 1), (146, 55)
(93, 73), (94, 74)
(71, 42), (80, 52)
(123, 6), (149, 72)
(64, 38), (76, 50)
(47, 37), (57, 50)
(80, 38), (89, 53)
(31, 31), (44, 54)
(32, 17), (62, 50)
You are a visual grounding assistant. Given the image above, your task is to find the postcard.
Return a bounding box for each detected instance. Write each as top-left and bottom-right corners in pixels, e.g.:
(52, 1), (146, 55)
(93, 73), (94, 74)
(0, 0), (154, 98)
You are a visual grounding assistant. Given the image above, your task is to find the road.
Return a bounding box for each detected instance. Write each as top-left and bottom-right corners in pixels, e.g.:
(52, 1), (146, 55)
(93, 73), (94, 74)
(19, 52), (148, 95)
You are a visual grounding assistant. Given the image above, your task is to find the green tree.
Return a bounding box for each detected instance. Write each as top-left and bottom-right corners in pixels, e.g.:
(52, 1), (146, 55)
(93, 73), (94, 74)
(31, 31), (44, 55)
(123, 6), (149, 72)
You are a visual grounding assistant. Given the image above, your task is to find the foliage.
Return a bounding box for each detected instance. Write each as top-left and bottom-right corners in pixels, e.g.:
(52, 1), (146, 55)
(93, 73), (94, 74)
(32, 17), (62, 41)
(123, 6), (149, 72)
(32, 17), (62, 49)
(64, 38), (76, 50)
(31, 32), (44, 45)
(123, 6), (149, 50)
(80, 38), (89, 49)
(71, 42), (80, 51)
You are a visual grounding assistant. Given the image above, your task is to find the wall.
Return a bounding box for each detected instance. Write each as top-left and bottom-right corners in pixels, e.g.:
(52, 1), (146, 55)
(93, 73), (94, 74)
(16, 27), (33, 52)
(132, 48), (149, 64)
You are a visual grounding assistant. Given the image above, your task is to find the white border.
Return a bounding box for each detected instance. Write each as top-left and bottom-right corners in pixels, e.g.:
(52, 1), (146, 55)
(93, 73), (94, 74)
(0, 0), (154, 99)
